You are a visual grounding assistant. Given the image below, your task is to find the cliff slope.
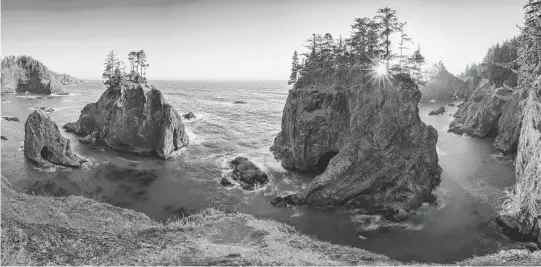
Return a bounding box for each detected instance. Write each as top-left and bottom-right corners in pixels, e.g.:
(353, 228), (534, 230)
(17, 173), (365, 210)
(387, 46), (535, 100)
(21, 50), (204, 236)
(66, 81), (189, 159)
(1, 56), (72, 94)
(449, 82), (526, 154)
(419, 69), (465, 102)
(272, 75), (441, 221)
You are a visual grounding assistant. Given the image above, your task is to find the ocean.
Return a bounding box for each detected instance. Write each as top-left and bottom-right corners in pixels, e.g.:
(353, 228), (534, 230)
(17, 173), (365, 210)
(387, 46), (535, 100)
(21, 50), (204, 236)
(0, 80), (520, 263)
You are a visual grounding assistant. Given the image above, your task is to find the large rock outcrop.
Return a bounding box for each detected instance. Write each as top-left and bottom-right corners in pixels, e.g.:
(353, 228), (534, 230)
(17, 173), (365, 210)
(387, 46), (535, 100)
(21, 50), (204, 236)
(66, 81), (189, 159)
(419, 68), (465, 102)
(271, 75), (441, 221)
(499, 89), (541, 246)
(1, 55), (71, 94)
(455, 76), (483, 99)
(24, 110), (85, 167)
(448, 83), (526, 154)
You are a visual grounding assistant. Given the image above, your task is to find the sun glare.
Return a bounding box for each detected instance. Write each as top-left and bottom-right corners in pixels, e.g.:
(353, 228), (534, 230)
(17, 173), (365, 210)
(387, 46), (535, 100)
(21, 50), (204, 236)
(374, 64), (387, 76)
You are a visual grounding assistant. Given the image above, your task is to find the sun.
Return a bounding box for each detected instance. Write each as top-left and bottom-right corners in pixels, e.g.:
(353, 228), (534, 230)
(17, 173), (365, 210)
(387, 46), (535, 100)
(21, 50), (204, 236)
(374, 64), (387, 76)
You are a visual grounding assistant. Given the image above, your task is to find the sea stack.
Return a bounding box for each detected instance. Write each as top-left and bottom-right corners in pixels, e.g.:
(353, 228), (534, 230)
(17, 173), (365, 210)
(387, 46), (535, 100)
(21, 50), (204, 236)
(24, 110), (85, 167)
(271, 74), (441, 221)
(419, 67), (465, 102)
(65, 80), (189, 159)
(1, 55), (71, 94)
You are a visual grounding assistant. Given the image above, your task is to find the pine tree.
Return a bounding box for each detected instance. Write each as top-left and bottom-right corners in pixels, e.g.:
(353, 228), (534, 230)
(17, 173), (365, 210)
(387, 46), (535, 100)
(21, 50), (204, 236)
(408, 46), (426, 86)
(288, 51), (300, 85)
(398, 22), (413, 73)
(102, 50), (119, 85)
(376, 7), (399, 69)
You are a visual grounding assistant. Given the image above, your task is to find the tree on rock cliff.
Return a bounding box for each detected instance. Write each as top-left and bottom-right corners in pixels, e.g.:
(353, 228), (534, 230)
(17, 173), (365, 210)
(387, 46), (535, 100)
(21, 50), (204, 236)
(288, 51), (300, 85)
(102, 50), (120, 85)
(407, 46), (426, 86)
(376, 7), (400, 69)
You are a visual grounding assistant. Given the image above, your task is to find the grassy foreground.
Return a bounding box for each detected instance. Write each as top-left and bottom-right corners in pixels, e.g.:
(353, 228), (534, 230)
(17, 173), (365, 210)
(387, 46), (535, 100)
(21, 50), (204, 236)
(1, 178), (540, 266)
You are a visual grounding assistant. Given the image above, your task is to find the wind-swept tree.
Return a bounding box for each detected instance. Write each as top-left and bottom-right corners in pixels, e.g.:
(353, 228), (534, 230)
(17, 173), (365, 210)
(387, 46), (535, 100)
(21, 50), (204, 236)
(128, 51), (136, 72)
(376, 7), (400, 69)
(138, 50), (147, 77)
(398, 22), (413, 73)
(102, 50), (119, 85)
(407, 46), (426, 86)
(288, 51), (300, 85)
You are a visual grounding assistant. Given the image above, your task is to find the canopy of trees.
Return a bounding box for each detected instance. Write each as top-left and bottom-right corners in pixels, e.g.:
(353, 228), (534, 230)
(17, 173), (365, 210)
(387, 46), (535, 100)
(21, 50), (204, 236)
(288, 7), (427, 89)
(102, 50), (149, 86)
(459, 38), (519, 87)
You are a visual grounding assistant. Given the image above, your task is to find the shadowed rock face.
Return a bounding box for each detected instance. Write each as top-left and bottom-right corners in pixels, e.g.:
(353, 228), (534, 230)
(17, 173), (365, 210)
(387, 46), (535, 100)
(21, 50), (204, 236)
(230, 157), (269, 190)
(66, 82), (189, 159)
(24, 110), (85, 167)
(1, 56), (68, 94)
(271, 77), (441, 221)
(419, 69), (465, 102)
(449, 84), (526, 154)
(499, 90), (541, 247)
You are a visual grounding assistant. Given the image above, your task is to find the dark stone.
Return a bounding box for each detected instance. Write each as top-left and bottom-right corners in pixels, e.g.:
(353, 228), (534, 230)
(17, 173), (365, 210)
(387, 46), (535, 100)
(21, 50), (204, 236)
(220, 178), (233, 187)
(182, 112), (196, 120)
(447, 103), (455, 107)
(1, 136), (7, 140)
(230, 157), (269, 190)
(428, 106), (445, 116)
(24, 110), (85, 167)
(270, 195), (301, 208)
(63, 122), (77, 133)
(3, 116), (19, 122)
(233, 101), (247, 104)
(37, 106), (55, 112)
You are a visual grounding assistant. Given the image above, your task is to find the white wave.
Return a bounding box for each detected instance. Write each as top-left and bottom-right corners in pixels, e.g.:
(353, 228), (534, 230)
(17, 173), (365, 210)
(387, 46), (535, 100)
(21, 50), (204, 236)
(429, 99), (436, 103)
(1, 100), (11, 103)
(184, 126), (203, 145)
(436, 146), (447, 156)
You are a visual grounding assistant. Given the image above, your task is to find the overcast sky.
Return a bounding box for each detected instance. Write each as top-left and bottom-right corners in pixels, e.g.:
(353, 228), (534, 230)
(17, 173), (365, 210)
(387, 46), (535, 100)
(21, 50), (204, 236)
(1, 0), (524, 80)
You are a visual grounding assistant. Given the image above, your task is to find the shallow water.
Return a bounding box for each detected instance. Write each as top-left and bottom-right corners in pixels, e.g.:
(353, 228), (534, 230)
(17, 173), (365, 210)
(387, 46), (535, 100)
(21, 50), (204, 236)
(1, 81), (519, 263)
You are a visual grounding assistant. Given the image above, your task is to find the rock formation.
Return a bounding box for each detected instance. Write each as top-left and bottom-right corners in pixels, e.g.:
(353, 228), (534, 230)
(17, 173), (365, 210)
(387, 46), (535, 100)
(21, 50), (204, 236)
(498, 87), (541, 247)
(271, 75), (441, 221)
(2, 116), (19, 122)
(428, 106), (446, 116)
(455, 76), (483, 99)
(183, 112), (196, 120)
(419, 68), (465, 102)
(1, 55), (76, 95)
(229, 157), (269, 190)
(65, 81), (189, 159)
(448, 84), (526, 154)
(24, 110), (85, 167)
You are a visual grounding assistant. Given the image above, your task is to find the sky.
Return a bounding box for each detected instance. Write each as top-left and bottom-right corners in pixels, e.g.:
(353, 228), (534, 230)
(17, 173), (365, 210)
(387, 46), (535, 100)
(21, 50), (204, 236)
(1, 0), (525, 80)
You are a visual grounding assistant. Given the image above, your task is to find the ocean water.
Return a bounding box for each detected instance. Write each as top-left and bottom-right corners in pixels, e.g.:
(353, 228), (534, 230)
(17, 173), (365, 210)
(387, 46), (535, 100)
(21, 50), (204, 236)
(0, 81), (520, 263)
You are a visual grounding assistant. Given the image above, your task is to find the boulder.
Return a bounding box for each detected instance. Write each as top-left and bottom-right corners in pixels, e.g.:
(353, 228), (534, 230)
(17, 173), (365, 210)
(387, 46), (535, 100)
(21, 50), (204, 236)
(419, 68), (465, 102)
(448, 103), (455, 107)
(2, 116), (19, 122)
(271, 74), (441, 221)
(220, 178), (233, 187)
(230, 157), (269, 190)
(65, 81), (189, 159)
(428, 106), (446, 116)
(24, 110), (85, 167)
(233, 101), (247, 104)
(183, 112), (196, 120)
(63, 122), (77, 133)
(1, 136), (7, 140)
(449, 85), (525, 153)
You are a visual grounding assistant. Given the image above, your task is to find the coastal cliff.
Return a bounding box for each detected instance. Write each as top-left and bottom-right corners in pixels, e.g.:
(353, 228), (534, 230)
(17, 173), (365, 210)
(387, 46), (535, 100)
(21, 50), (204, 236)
(419, 68), (465, 102)
(1, 56), (74, 94)
(448, 82), (526, 154)
(65, 81), (189, 159)
(272, 75), (441, 221)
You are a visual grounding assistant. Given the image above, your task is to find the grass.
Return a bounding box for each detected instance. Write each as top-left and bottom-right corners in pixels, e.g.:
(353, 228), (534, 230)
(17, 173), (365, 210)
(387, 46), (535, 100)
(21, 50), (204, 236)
(2, 177), (540, 266)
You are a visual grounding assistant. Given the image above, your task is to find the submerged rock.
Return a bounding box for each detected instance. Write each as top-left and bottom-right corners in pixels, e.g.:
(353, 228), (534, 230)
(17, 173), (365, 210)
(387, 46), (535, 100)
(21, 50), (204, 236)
(233, 101), (247, 104)
(449, 85), (525, 153)
(65, 81), (189, 159)
(428, 106), (446, 116)
(183, 112), (196, 120)
(220, 178), (233, 187)
(1, 136), (8, 140)
(36, 106), (55, 112)
(271, 75), (441, 221)
(419, 68), (465, 102)
(2, 116), (19, 122)
(24, 110), (85, 167)
(448, 103), (455, 107)
(1, 55), (69, 95)
(230, 157), (269, 190)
